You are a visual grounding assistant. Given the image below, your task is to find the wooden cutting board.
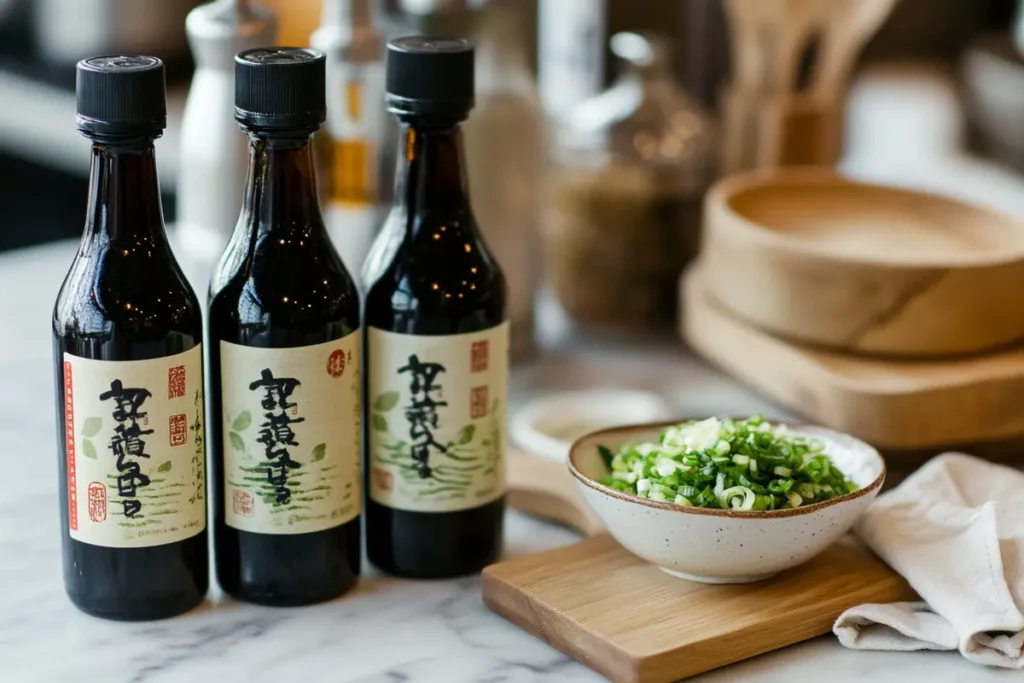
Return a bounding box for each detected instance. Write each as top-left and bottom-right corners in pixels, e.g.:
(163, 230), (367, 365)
(494, 449), (915, 683)
(681, 263), (1024, 457)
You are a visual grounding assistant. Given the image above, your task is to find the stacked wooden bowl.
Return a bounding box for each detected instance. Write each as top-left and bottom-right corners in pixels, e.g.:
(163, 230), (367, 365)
(682, 168), (1024, 460)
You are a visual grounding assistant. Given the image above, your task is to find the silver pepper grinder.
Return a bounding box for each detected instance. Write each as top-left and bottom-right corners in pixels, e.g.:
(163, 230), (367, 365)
(176, 0), (276, 264)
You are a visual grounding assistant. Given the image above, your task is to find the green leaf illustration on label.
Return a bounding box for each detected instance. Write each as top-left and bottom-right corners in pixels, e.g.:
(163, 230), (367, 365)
(82, 416), (103, 438)
(457, 424), (475, 445)
(374, 391), (399, 412)
(366, 325), (509, 514)
(231, 410), (252, 432)
(219, 336), (362, 536)
(64, 345), (206, 549)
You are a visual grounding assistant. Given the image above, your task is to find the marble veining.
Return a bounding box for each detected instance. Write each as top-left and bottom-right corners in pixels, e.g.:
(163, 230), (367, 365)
(0, 241), (1011, 682)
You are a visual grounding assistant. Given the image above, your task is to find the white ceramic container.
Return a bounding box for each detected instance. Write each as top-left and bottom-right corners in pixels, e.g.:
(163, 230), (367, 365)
(569, 421), (885, 583)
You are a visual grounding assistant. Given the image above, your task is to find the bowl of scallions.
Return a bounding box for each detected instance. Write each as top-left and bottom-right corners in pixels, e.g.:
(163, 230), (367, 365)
(568, 415), (885, 583)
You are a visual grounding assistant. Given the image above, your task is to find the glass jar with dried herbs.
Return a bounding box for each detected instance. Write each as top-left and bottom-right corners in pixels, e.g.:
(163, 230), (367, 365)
(544, 32), (717, 330)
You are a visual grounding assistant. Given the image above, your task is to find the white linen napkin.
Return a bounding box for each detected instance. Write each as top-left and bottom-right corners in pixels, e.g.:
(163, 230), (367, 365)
(833, 453), (1024, 668)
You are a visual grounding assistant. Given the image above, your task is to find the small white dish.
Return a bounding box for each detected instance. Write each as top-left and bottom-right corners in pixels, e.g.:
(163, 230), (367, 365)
(569, 421), (886, 583)
(511, 389), (672, 462)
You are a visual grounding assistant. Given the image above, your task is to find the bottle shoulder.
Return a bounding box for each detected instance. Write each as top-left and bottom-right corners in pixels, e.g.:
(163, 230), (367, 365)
(209, 230), (360, 334)
(364, 214), (507, 332)
(53, 242), (202, 341)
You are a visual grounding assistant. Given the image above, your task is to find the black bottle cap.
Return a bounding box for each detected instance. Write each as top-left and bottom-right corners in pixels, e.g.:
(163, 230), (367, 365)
(386, 36), (474, 118)
(235, 47), (327, 130)
(76, 55), (166, 138)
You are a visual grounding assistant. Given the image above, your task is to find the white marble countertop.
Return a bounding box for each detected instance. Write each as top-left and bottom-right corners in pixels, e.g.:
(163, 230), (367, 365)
(0, 239), (1013, 683)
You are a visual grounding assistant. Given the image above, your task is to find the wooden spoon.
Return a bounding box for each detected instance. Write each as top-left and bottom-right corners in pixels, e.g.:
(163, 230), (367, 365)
(763, 0), (826, 93)
(723, 0), (764, 91)
(813, 0), (898, 98)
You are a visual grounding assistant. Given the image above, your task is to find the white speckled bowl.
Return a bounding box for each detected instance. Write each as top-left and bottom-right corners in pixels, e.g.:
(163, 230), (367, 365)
(568, 421), (886, 583)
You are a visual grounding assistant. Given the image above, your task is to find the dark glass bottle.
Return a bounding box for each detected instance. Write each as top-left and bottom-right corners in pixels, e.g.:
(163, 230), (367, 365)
(52, 55), (208, 621)
(208, 47), (362, 606)
(363, 37), (509, 578)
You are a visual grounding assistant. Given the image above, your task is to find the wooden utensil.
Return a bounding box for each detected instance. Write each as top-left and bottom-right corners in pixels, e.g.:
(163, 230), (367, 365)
(813, 0), (899, 98)
(701, 168), (1024, 357)
(720, 0), (768, 174)
(756, 93), (841, 166)
(719, 85), (762, 175)
(492, 448), (915, 683)
(721, 0), (895, 171)
(762, 0), (824, 93)
(723, 0), (765, 92)
(681, 262), (1024, 454)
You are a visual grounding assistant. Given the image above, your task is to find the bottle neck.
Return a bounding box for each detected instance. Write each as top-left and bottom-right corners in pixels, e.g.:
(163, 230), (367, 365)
(241, 132), (324, 237)
(393, 119), (472, 232)
(84, 140), (167, 245)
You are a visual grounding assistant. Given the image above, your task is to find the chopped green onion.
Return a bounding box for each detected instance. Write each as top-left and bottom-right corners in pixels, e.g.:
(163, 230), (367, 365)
(598, 415), (857, 511)
(719, 485), (755, 510)
(655, 459), (678, 477)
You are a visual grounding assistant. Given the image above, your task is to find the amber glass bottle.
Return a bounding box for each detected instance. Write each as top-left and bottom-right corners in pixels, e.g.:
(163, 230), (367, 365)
(208, 47), (362, 605)
(52, 55), (208, 620)
(363, 37), (509, 578)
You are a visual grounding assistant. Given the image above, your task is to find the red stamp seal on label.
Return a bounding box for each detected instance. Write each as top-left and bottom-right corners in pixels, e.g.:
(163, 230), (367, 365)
(327, 349), (346, 378)
(168, 364), (186, 399)
(471, 340), (489, 373)
(470, 386), (489, 419)
(169, 413), (187, 446)
(233, 489), (254, 517)
(87, 482), (107, 523)
(373, 467), (393, 492)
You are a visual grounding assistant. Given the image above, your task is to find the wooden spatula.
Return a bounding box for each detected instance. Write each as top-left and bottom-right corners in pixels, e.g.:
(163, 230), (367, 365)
(813, 0), (898, 98)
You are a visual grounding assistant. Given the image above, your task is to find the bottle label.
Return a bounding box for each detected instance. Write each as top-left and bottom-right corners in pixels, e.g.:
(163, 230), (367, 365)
(368, 323), (509, 513)
(62, 346), (206, 549)
(220, 334), (361, 535)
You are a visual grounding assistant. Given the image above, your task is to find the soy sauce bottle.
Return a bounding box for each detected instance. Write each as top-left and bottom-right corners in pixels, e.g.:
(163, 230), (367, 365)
(364, 37), (509, 578)
(208, 47), (362, 605)
(53, 55), (208, 620)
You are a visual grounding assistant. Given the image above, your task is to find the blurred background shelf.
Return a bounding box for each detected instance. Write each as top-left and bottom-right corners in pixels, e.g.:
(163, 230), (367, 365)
(0, 0), (1021, 264)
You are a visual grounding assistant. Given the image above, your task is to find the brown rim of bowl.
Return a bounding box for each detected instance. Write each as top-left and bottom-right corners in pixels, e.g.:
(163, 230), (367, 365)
(567, 419), (887, 520)
(705, 167), (1024, 268)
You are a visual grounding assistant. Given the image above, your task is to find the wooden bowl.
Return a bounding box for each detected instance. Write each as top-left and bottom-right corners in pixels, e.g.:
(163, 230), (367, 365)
(702, 168), (1024, 357)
